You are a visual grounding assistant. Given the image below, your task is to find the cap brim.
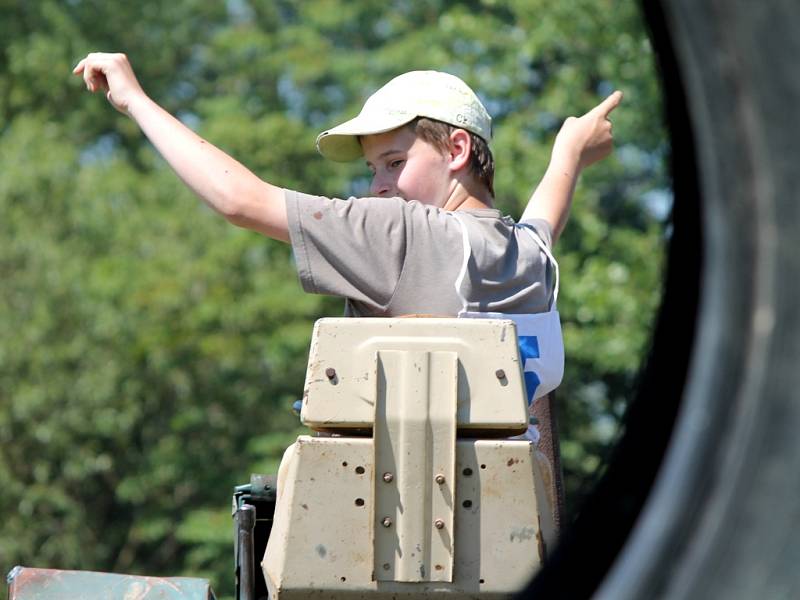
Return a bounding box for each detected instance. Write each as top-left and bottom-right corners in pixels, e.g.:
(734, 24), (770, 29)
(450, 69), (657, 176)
(316, 111), (416, 162)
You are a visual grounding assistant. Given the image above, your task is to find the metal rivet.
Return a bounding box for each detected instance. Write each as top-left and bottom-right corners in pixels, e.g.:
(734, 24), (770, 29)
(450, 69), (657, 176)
(325, 367), (336, 380)
(435, 474), (445, 484)
(382, 517), (393, 528)
(495, 369), (506, 380)
(382, 472), (394, 483)
(434, 519), (445, 530)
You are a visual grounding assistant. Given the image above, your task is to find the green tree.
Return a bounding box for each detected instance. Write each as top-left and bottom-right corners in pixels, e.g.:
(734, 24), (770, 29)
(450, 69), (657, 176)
(0, 1), (667, 597)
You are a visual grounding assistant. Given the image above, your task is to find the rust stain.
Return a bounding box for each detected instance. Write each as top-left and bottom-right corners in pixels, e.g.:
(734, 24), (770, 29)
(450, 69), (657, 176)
(313, 211), (323, 220)
(9, 568), (68, 592)
(301, 503), (309, 510)
(537, 515), (548, 562)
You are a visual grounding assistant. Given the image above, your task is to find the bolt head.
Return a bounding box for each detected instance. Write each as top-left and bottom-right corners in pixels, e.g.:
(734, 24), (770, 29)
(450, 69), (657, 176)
(434, 519), (445, 530)
(382, 472), (394, 483)
(435, 474), (445, 484)
(495, 369), (506, 380)
(382, 517), (393, 527)
(325, 367), (337, 380)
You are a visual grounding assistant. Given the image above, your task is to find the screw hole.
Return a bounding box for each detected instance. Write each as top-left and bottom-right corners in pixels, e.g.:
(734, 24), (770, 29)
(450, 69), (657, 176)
(480, 578), (485, 584)
(354, 498), (365, 507)
(462, 500), (473, 508)
(462, 467), (473, 476)
(355, 465), (365, 474)
(480, 464), (486, 469)
(342, 461), (348, 467)
(340, 576), (346, 582)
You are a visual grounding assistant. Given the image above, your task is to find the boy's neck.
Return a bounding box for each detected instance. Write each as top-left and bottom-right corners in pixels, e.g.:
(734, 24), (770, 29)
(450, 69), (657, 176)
(442, 180), (494, 212)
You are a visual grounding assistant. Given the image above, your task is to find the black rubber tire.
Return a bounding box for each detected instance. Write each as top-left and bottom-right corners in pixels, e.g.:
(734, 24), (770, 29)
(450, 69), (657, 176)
(519, 1), (800, 598)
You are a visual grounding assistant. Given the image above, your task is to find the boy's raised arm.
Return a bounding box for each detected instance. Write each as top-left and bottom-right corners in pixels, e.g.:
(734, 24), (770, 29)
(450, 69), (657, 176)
(521, 91), (622, 244)
(73, 52), (289, 242)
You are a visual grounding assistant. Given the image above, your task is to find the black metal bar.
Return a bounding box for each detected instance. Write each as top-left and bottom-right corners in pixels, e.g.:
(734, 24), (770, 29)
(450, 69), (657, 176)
(235, 504), (256, 600)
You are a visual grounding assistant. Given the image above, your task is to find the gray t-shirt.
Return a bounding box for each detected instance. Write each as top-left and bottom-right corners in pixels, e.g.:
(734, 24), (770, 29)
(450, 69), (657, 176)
(285, 189), (555, 317)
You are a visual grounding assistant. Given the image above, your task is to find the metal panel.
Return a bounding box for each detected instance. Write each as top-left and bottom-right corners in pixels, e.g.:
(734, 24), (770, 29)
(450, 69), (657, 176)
(373, 350), (457, 583)
(7, 567), (216, 600)
(263, 437), (553, 598)
(301, 318), (527, 433)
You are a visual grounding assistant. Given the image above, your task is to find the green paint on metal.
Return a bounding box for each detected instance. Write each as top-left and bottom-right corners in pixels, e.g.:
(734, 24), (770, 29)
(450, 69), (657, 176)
(7, 567), (216, 599)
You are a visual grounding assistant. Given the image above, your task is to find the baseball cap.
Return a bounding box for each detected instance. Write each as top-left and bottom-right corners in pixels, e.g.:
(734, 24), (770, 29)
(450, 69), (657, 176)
(316, 70), (492, 162)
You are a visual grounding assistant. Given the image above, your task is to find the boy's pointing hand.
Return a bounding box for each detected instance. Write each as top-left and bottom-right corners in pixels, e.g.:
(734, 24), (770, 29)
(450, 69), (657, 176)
(593, 90), (624, 119)
(554, 90), (623, 171)
(73, 52), (147, 115)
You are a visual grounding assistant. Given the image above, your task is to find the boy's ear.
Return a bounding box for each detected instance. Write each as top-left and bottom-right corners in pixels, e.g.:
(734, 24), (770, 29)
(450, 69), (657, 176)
(447, 128), (472, 172)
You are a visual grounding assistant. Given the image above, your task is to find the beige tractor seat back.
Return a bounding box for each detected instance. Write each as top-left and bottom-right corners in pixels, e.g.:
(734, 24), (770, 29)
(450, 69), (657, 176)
(300, 317), (529, 436)
(264, 318), (555, 599)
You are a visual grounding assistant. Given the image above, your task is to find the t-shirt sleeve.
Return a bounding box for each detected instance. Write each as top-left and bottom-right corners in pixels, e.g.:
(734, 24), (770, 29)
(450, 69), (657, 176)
(518, 217), (554, 249)
(284, 189), (409, 310)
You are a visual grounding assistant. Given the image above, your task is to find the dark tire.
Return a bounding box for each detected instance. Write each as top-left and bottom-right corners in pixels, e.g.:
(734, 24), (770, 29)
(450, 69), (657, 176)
(519, 1), (800, 598)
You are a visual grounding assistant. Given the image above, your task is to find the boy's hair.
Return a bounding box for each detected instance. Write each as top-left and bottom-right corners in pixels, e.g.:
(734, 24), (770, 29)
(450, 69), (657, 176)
(409, 117), (495, 198)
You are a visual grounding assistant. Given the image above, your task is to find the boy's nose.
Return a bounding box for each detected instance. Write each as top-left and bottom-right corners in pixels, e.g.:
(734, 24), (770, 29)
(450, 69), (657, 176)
(370, 176), (392, 198)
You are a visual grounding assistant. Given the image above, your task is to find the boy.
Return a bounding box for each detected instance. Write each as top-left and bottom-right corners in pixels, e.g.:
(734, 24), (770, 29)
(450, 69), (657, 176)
(73, 53), (620, 321)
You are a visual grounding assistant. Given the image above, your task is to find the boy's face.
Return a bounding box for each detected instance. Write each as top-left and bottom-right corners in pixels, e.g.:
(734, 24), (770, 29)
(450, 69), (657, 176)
(361, 127), (451, 207)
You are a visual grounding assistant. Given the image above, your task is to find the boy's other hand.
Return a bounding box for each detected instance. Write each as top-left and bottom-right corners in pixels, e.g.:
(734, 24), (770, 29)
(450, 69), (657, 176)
(73, 52), (147, 115)
(554, 90), (623, 171)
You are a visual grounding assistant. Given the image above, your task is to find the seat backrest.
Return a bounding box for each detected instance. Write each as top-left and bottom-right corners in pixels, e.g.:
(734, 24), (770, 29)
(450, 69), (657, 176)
(300, 317), (528, 435)
(264, 318), (555, 595)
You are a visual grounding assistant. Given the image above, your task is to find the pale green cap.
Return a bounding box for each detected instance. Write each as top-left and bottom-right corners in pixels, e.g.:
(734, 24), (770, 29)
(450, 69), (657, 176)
(316, 70), (492, 162)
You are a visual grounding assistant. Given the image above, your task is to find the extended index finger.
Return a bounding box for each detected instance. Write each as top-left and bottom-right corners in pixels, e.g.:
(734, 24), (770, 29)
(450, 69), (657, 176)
(593, 90), (623, 118)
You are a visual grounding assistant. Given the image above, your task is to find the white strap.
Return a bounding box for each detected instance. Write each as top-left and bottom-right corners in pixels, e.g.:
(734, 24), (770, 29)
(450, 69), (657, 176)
(452, 213), (472, 313)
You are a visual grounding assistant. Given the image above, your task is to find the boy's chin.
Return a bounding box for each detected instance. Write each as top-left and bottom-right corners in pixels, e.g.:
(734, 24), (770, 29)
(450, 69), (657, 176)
(410, 196), (444, 207)
(390, 192), (445, 208)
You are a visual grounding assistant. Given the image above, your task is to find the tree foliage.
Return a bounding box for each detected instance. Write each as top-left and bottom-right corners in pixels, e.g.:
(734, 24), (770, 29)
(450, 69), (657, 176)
(0, 1), (667, 597)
